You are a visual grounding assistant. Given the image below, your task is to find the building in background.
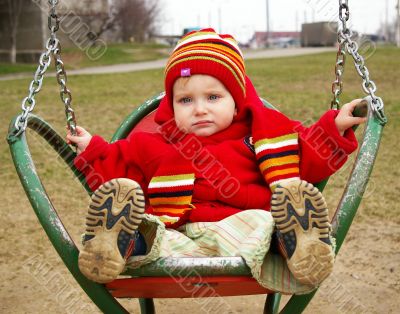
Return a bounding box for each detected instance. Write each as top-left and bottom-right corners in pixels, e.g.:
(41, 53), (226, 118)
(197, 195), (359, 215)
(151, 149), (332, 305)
(0, 0), (48, 63)
(248, 22), (339, 49)
(249, 31), (300, 48)
(300, 22), (338, 47)
(0, 0), (112, 63)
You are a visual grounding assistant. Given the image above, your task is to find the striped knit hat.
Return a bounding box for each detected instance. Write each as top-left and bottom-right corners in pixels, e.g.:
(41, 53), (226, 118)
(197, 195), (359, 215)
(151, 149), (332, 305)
(164, 28), (246, 110)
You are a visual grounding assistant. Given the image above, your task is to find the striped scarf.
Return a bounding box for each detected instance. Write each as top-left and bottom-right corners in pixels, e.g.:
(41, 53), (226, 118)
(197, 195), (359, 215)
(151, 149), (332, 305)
(151, 29), (300, 228)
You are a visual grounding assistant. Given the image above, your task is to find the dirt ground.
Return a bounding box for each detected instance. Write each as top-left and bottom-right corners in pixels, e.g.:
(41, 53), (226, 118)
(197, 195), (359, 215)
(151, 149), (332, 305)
(0, 153), (399, 314)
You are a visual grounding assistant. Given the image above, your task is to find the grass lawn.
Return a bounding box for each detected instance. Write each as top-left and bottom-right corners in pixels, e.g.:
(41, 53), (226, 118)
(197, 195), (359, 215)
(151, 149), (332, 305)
(0, 47), (399, 312)
(0, 63), (38, 75)
(0, 42), (170, 75)
(61, 42), (170, 69)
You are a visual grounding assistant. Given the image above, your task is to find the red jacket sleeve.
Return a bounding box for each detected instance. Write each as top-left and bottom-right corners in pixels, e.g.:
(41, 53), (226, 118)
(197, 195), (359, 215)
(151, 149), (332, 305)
(74, 135), (146, 191)
(295, 110), (358, 183)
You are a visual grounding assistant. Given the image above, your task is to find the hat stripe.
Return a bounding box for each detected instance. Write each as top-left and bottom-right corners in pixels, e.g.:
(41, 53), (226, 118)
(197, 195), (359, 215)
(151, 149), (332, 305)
(175, 32), (221, 49)
(166, 43), (245, 90)
(166, 44), (245, 72)
(175, 30), (243, 58)
(166, 49), (245, 87)
(174, 43), (245, 74)
(166, 55), (246, 94)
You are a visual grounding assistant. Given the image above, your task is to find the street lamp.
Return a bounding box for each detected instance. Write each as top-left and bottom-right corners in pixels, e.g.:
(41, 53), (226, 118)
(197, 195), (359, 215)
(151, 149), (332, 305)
(397, 0), (400, 47)
(266, 0), (270, 47)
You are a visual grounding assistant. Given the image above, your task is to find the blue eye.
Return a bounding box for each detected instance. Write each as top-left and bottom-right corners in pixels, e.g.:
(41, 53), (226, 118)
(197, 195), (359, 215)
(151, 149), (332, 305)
(180, 97), (192, 104)
(209, 94), (219, 101)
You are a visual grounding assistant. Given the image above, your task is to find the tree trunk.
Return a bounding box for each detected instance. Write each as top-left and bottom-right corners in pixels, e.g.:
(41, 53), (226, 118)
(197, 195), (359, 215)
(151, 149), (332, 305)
(10, 30), (17, 64)
(6, 0), (23, 64)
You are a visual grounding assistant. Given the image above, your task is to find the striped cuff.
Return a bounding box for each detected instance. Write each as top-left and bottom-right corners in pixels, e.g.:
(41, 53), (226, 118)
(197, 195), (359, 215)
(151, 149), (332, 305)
(148, 174), (195, 227)
(254, 133), (300, 191)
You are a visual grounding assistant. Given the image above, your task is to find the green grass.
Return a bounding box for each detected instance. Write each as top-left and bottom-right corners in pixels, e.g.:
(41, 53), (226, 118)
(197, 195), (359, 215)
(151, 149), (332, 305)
(1, 46), (399, 228)
(0, 63), (38, 75)
(62, 42), (170, 69)
(0, 42), (170, 75)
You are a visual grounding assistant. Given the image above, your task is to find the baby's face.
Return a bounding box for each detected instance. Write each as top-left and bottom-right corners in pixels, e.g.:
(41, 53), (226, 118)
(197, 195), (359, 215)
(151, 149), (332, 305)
(172, 74), (237, 136)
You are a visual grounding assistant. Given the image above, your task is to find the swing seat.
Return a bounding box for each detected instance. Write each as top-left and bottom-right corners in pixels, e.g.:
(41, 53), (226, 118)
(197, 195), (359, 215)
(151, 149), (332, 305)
(7, 93), (385, 313)
(107, 273), (269, 299)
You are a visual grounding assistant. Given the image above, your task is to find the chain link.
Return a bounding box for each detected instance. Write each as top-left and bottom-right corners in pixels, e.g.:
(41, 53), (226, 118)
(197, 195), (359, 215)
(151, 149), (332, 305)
(331, 46), (346, 109)
(53, 42), (77, 135)
(14, 0), (77, 136)
(331, 0), (349, 109)
(14, 38), (55, 135)
(331, 0), (387, 124)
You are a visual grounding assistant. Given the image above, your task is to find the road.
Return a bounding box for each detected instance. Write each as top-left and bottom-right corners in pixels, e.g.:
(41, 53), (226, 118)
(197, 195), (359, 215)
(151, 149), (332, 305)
(0, 47), (336, 81)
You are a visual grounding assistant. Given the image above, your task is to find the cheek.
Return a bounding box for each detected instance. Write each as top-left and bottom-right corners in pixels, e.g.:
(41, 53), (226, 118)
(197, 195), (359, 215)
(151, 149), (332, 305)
(173, 107), (190, 128)
(218, 107), (236, 125)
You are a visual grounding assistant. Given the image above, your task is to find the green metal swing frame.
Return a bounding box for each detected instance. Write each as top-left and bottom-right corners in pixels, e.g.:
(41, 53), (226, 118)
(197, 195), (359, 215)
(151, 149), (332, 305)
(7, 91), (385, 313)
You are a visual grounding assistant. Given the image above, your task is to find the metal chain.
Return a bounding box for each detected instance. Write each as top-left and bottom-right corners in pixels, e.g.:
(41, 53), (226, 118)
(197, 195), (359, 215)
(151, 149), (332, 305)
(53, 41), (77, 135)
(331, 0), (350, 110)
(14, 0), (77, 136)
(331, 46), (346, 110)
(331, 0), (387, 124)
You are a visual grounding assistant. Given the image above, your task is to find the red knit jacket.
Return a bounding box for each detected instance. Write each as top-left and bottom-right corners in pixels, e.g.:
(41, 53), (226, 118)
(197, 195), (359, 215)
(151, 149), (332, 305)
(74, 109), (358, 227)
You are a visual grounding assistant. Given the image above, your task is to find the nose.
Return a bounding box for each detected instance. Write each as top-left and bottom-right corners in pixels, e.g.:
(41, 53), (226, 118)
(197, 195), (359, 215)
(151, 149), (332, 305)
(194, 100), (208, 115)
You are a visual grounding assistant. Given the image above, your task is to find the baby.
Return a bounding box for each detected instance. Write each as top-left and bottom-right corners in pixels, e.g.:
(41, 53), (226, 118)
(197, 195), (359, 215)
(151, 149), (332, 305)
(67, 28), (365, 288)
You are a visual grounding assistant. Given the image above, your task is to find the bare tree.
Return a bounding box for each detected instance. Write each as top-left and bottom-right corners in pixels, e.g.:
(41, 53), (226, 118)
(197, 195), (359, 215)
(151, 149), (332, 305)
(6, 0), (23, 63)
(84, 3), (119, 44)
(115, 0), (160, 42)
(377, 20), (398, 43)
(73, 0), (160, 45)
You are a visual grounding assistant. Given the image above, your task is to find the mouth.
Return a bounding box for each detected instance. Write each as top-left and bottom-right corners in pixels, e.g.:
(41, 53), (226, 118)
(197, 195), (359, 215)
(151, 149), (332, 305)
(193, 120), (213, 126)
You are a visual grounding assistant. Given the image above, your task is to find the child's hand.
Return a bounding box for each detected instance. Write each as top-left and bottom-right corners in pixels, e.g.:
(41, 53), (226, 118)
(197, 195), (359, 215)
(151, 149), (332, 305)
(66, 126), (92, 155)
(335, 99), (368, 136)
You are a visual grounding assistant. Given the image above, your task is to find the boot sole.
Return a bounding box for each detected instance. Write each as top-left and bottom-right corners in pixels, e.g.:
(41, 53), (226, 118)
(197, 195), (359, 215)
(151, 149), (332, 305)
(78, 178), (145, 283)
(271, 180), (334, 286)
